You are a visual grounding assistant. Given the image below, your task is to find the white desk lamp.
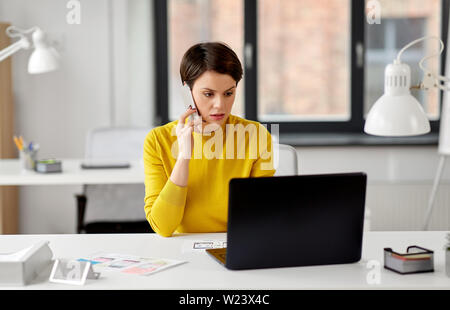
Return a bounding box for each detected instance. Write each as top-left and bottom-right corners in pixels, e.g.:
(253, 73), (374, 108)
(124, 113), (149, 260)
(0, 26), (59, 73)
(364, 36), (450, 230)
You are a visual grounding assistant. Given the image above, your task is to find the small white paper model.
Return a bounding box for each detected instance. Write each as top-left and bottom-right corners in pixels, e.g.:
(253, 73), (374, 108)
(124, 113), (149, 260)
(0, 241), (53, 286)
(49, 259), (100, 286)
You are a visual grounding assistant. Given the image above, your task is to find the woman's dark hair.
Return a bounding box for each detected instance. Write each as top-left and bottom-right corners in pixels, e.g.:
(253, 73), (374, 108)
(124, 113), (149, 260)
(180, 42), (243, 90)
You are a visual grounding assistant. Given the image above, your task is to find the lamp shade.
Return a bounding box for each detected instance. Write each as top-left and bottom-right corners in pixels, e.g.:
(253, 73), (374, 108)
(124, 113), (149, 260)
(27, 28), (59, 74)
(364, 61), (430, 136)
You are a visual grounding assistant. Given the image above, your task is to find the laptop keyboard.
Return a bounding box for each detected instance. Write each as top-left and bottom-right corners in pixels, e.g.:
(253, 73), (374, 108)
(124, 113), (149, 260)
(206, 248), (227, 265)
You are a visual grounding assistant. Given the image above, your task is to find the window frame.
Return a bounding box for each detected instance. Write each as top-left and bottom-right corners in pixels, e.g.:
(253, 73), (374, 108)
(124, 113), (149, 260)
(154, 0), (449, 138)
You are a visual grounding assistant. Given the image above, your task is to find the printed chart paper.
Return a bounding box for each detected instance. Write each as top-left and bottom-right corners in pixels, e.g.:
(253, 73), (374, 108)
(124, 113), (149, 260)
(77, 252), (186, 276)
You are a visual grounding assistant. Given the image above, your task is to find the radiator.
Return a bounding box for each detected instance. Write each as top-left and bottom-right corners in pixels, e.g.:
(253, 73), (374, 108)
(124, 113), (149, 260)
(365, 183), (450, 231)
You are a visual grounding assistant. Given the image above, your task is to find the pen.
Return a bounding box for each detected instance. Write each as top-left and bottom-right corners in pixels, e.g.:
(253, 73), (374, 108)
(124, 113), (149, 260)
(20, 136), (29, 153)
(13, 136), (23, 151)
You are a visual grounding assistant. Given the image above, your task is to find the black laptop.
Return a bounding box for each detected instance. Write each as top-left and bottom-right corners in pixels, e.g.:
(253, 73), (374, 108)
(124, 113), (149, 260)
(206, 172), (367, 270)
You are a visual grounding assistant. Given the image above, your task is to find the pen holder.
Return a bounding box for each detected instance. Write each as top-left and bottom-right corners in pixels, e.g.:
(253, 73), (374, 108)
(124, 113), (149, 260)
(19, 149), (38, 171)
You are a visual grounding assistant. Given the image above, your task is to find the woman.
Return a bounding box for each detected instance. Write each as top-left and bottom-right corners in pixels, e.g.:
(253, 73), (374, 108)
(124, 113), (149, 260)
(143, 42), (275, 237)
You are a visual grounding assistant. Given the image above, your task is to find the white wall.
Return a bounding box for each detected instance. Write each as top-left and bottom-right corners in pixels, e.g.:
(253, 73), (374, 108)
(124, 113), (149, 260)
(127, 0), (154, 127)
(111, 0), (154, 127)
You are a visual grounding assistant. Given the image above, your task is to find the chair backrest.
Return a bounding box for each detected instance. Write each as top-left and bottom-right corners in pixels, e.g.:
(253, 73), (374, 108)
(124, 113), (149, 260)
(274, 143), (299, 176)
(85, 127), (151, 160)
(83, 127), (152, 223)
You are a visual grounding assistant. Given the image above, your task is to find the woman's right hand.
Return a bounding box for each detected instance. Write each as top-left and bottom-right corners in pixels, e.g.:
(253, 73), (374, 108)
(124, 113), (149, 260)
(175, 105), (199, 160)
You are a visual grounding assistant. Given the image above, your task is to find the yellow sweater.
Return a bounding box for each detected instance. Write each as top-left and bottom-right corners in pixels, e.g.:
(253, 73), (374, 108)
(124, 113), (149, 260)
(143, 114), (275, 237)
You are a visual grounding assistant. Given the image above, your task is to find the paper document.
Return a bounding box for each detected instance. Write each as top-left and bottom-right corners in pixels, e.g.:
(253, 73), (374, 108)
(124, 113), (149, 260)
(181, 240), (227, 253)
(77, 252), (186, 276)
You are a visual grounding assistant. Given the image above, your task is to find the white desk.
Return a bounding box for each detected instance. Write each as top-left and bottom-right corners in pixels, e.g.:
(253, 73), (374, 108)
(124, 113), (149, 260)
(0, 231), (449, 290)
(0, 159), (145, 185)
(0, 159), (145, 234)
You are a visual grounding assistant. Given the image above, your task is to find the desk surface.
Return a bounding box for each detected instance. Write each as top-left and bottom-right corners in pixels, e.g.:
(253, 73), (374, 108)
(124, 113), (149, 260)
(0, 159), (144, 185)
(0, 231), (449, 290)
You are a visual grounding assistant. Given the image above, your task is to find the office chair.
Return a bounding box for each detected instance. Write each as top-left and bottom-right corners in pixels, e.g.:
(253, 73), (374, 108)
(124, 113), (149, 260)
(75, 127), (154, 234)
(274, 143), (299, 176)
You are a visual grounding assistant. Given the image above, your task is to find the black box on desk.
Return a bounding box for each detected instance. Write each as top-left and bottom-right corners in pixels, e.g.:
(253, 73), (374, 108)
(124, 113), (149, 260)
(35, 159), (62, 173)
(384, 246), (434, 275)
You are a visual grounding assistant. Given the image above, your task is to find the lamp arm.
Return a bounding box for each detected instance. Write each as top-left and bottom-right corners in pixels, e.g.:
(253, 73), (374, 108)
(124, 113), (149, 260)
(432, 73), (450, 83)
(0, 38), (30, 62)
(436, 83), (450, 92)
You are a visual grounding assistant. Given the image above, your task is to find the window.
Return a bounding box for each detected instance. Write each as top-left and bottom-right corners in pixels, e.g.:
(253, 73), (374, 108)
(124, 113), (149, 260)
(155, 0), (449, 139)
(258, 0), (351, 122)
(167, 0), (245, 120)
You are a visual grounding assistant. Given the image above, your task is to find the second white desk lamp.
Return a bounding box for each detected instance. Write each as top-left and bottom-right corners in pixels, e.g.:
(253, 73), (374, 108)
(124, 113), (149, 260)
(0, 25), (60, 73)
(364, 35), (450, 230)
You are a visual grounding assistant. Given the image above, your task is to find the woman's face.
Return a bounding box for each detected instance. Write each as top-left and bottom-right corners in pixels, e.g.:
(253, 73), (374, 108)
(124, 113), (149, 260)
(191, 70), (236, 130)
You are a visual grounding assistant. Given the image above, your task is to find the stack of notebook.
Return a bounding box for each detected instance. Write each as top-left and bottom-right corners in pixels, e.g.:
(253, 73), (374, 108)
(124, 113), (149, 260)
(384, 246), (434, 275)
